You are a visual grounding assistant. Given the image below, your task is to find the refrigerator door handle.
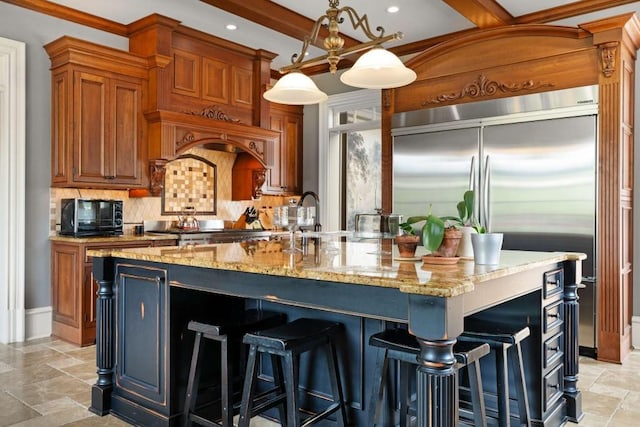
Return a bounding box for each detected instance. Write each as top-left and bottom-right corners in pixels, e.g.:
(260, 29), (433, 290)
(469, 156), (476, 191)
(483, 155), (491, 231)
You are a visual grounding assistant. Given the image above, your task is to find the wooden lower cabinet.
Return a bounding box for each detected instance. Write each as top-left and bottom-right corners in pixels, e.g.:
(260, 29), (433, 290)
(50, 239), (175, 346)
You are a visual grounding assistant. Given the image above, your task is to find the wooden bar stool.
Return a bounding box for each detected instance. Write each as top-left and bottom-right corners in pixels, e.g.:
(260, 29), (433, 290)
(238, 317), (349, 427)
(459, 325), (531, 427)
(183, 309), (286, 427)
(368, 328), (490, 427)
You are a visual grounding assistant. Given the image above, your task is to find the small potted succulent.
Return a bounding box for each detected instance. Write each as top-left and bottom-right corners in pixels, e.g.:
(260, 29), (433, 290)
(396, 222), (420, 258)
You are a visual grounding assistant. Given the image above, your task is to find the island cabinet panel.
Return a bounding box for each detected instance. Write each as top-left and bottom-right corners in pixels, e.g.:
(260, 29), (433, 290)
(113, 264), (167, 412)
(464, 265), (567, 426)
(45, 36), (148, 189)
(264, 103), (303, 195)
(50, 239), (176, 347)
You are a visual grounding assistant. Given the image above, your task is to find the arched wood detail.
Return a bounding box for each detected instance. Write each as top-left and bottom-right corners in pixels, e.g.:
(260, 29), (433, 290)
(382, 13), (640, 364)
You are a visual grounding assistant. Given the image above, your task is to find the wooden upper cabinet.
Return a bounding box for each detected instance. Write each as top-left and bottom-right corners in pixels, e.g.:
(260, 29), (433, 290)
(45, 36), (148, 189)
(264, 103), (303, 195)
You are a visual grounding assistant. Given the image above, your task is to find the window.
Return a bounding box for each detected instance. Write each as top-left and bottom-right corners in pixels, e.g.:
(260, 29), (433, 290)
(319, 90), (381, 231)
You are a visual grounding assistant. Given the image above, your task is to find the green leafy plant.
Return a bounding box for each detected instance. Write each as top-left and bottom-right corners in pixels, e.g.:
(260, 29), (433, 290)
(399, 222), (416, 235)
(404, 190), (482, 251)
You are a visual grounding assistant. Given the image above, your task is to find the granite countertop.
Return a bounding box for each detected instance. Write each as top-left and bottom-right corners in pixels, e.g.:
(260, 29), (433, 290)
(49, 233), (178, 243)
(87, 237), (585, 297)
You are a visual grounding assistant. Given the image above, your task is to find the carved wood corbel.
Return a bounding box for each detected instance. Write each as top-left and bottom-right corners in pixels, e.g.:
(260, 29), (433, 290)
(149, 159), (168, 197)
(599, 42), (618, 77)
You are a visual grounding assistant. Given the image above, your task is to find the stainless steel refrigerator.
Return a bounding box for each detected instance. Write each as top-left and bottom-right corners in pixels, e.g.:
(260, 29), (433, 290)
(392, 86), (598, 355)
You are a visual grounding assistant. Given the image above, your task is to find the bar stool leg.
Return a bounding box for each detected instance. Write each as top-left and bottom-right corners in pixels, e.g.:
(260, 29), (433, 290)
(326, 340), (348, 427)
(510, 344), (531, 427)
(184, 331), (204, 427)
(399, 361), (411, 427)
(270, 354), (288, 426)
(238, 345), (259, 427)
(369, 347), (389, 426)
(465, 359), (487, 427)
(495, 344), (510, 427)
(283, 351), (300, 426)
(220, 336), (233, 427)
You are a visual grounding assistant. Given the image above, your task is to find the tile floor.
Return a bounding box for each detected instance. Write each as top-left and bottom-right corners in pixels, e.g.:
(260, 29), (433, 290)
(1, 336), (639, 426)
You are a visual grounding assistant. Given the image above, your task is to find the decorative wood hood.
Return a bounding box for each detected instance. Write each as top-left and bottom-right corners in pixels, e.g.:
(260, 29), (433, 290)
(145, 108), (279, 164)
(125, 14), (279, 196)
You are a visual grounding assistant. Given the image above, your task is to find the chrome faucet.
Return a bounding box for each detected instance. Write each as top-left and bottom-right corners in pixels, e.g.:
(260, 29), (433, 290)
(298, 191), (321, 232)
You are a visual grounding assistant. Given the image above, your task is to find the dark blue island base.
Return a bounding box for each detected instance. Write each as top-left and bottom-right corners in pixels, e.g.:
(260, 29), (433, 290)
(88, 244), (583, 427)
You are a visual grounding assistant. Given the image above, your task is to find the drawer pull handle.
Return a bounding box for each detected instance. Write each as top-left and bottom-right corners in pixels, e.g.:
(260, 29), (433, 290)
(548, 383), (559, 390)
(548, 346), (559, 352)
(547, 280), (558, 285)
(547, 313), (559, 319)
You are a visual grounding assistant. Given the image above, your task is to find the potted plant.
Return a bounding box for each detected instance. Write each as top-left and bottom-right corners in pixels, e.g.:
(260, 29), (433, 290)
(450, 190), (476, 258)
(396, 222), (420, 258)
(405, 210), (462, 258)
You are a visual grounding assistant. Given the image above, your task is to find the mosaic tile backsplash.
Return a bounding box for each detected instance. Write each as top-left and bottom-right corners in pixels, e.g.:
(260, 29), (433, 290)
(49, 148), (292, 235)
(163, 154), (217, 214)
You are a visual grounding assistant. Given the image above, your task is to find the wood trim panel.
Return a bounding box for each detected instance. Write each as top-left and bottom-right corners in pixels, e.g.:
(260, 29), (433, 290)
(514, 0), (640, 25)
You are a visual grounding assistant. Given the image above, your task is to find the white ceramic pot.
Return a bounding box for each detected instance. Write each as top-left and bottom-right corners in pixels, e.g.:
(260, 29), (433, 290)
(471, 233), (504, 265)
(456, 226), (476, 258)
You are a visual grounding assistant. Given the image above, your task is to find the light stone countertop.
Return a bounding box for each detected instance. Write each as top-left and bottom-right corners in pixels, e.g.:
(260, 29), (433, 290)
(88, 239), (585, 297)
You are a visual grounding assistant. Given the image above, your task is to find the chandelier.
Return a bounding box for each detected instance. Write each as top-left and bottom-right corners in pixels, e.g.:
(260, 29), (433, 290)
(263, 0), (417, 105)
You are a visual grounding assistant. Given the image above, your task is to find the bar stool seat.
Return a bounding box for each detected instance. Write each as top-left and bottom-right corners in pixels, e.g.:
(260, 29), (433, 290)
(238, 317), (349, 427)
(369, 328), (490, 427)
(183, 309), (287, 427)
(459, 324), (532, 427)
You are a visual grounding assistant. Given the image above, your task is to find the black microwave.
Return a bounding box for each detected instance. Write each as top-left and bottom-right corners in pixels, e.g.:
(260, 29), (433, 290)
(60, 198), (123, 237)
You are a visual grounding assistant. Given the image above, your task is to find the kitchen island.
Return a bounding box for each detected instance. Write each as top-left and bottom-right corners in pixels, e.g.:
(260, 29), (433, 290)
(88, 238), (584, 427)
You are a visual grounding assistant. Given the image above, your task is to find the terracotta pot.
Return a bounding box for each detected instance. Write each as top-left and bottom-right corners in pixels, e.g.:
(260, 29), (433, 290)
(396, 234), (419, 258)
(432, 228), (462, 258)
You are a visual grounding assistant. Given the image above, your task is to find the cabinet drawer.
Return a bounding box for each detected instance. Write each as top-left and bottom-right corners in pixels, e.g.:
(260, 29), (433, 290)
(543, 331), (564, 369)
(543, 363), (564, 412)
(543, 268), (563, 300)
(543, 299), (564, 334)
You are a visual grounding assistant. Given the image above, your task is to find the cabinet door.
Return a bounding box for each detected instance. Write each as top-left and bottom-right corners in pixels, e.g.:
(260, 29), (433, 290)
(51, 243), (81, 327)
(51, 70), (70, 184)
(266, 105), (303, 194)
(114, 264), (167, 411)
(73, 71), (108, 183)
(109, 78), (143, 185)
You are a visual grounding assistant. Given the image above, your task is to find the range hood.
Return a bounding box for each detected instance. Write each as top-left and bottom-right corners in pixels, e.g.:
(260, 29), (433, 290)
(145, 109), (280, 196)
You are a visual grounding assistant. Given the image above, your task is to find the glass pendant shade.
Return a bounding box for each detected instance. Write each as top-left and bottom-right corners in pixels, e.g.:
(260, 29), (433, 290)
(340, 47), (416, 89)
(263, 71), (328, 105)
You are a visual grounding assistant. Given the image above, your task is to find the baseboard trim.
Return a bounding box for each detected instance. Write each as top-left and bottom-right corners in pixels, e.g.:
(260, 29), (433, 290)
(25, 306), (52, 341)
(632, 316), (640, 350)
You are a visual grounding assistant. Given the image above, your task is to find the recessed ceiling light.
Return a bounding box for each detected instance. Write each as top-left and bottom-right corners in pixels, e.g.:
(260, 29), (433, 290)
(226, 24), (237, 31)
(387, 6), (399, 14)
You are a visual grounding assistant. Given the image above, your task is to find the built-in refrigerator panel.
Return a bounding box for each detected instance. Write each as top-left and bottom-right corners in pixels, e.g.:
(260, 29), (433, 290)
(481, 116), (597, 238)
(391, 85), (599, 355)
(393, 127), (479, 220)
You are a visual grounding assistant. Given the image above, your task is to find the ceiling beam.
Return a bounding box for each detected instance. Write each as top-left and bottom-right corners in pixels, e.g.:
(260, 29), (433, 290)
(514, 0), (640, 24)
(2, 0), (129, 36)
(199, 0), (364, 50)
(442, 0), (513, 28)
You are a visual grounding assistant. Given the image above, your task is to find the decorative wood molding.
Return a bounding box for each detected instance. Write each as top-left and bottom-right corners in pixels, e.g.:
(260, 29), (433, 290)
(252, 169), (267, 199)
(149, 159), (168, 197)
(185, 105), (241, 123)
(422, 74), (555, 105)
(600, 42), (618, 77)
(248, 141), (264, 157)
(177, 131), (196, 149)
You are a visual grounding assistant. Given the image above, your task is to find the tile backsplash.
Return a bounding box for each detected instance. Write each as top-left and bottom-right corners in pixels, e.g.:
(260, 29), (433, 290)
(49, 148), (292, 235)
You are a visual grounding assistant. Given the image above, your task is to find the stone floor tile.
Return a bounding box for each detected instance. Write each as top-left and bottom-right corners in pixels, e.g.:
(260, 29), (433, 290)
(31, 396), (86, 416)
(58, 362), (98, 384)
(594, 371), (640, 393)
(581, 389), (623, 418)
(609, 408), (640, 426)
(61, 414), (133, 426)
(0, 391), (41, 427)
(45, 340), (86, 354)
(0, 361), (14, 374)
(569, 411), (612, 427)
(7, 405), (93, 427)
(0, 363), (66, 391)
(5, 375), (92, 407)
(64, 347), (96, 364)
(588, 382), (630, 400)
(47, 357), (85, 370)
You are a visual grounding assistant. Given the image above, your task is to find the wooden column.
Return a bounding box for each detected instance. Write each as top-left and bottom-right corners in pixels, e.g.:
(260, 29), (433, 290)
(582, 15), (640, 363)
